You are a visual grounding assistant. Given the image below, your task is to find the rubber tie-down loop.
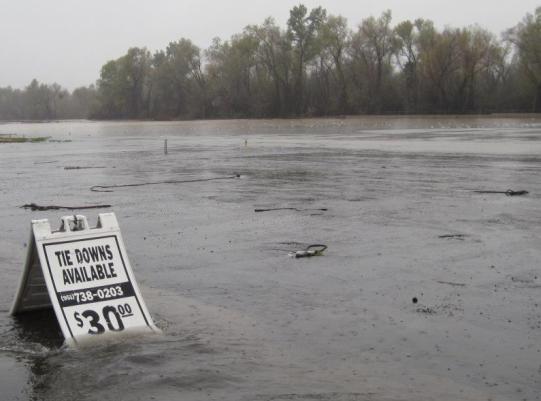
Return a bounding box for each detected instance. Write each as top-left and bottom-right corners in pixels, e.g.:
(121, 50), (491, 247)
(289, 244), (327, 258)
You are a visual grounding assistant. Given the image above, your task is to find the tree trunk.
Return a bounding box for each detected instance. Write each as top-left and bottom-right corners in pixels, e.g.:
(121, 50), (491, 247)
(533, 83), (541, 113)
(335, 58), (349, 113)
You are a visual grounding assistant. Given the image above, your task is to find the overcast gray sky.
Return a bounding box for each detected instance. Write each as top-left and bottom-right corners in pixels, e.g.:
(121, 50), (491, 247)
(1, 0), (539, 90)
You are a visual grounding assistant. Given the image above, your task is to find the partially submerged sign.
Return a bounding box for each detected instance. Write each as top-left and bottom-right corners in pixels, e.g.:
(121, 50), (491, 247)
(11, 213), (159, 346)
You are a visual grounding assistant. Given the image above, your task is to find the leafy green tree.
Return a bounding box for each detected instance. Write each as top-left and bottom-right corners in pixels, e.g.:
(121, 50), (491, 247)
(349, 10), (395, 112)
(24, 79), (52, 119)
(506, 7), (541, 111)
(149, 39), (204, 118)
(71, 85), (97, 118)
(164, 39), (205, 117)
(206, 33), (259, 116)
(246, 18), (294, 116)
(393, 19), (431, 112)
(122, 47), (152, 117)
(416, 25), (462, 112)
(95, 47), (151, 118)
(0, 87), (24, 120)
(317, 14), (351, 113)
(95, 60), (124, 118)
(454, 27), (501, 112)
(287, 4), (327, 114)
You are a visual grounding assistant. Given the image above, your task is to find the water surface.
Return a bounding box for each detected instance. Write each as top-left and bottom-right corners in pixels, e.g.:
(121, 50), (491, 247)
(1, 116), (540, 400)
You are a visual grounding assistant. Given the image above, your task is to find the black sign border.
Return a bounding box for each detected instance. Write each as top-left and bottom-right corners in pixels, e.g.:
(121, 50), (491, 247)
(42, 234), (150, 342)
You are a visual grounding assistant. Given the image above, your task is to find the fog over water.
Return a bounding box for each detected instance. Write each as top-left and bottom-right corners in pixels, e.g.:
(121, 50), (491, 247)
(0, 0), (539, 89)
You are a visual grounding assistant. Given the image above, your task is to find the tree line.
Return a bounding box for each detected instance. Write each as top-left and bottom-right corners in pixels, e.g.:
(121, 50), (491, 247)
(0, 80), (95, 121)
(1, 5), (541, 121)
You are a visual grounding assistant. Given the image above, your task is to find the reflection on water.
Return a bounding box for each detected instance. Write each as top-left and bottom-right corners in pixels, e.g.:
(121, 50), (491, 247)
(11, 309), (64, 349)
(0, 355), (28, 400)
(0, 310), (62, 401)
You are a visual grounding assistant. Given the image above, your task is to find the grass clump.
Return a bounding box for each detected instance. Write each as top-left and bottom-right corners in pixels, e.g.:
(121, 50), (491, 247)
(0, 135), (50, 143)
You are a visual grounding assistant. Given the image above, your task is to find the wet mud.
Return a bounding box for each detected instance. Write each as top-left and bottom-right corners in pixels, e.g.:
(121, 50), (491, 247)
(0, 116), (540, 400)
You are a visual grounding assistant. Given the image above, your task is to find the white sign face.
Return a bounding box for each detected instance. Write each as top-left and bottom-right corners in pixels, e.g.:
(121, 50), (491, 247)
(42, 235), (151, 339)
(11, 213), (159, 346)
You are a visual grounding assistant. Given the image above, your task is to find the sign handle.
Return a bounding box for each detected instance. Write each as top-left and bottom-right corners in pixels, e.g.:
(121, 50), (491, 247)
(60, 215), (88, 232)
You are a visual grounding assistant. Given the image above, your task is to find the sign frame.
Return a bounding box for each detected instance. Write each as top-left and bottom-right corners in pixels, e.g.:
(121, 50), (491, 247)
(11, 213), (159, 346)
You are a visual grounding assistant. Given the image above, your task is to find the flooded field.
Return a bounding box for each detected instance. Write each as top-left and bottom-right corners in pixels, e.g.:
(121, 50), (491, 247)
(0, 115), (540, 401)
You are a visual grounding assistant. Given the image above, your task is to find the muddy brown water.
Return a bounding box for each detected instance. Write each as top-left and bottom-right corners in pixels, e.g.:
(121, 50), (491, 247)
(1, 116), (540, 401)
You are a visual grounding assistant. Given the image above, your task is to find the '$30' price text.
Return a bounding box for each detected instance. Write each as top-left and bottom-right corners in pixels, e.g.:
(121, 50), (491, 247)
(74, 304), (133, 334)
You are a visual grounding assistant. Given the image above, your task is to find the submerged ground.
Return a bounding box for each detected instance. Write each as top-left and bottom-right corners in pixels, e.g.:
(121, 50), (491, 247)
(0, 116), (540, 401)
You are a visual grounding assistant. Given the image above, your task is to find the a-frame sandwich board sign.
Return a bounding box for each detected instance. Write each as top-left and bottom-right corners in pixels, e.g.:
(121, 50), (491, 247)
(11, 213), (159, 346)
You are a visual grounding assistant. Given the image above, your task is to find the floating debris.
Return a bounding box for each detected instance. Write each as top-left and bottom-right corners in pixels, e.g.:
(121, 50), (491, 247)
(416, 306), (436, 314)
(436, 280), (466, 287)
(255, 207), (328, 213)
(0, 135), (49, 143)
(90, 174), (240, 192)
(474, 189), (529, 196)
(21, 203), (111, 211)
(438, 234), (466, 240)
(288, 244), (327, 258)
(33, 160), (58, 165)
(64, 166), (108, 170)
(415, 303), (464, 316)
